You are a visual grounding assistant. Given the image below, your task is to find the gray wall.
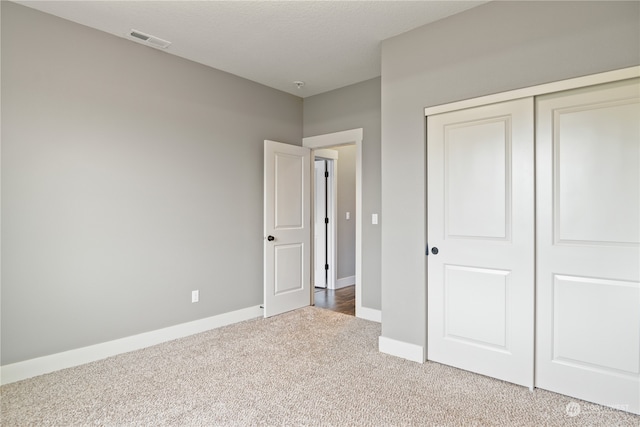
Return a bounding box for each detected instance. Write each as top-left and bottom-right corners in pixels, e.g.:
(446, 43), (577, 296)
(1, 2), (302, 365)
(380, 1), (640, 347)
(303, 77), (381, 309)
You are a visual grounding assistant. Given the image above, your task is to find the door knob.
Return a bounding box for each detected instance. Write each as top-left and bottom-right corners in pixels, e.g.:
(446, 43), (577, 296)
(267, 235), (275, 241)
(431, 247), (439, 255)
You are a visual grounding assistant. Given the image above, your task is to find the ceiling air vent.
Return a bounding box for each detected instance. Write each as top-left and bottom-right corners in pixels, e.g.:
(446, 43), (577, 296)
(129, 30), (171, 49)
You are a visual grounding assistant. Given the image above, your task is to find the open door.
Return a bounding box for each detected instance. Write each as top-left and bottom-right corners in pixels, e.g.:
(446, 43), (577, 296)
(314, 159), (328, 288)
(264, 140), (311, 317)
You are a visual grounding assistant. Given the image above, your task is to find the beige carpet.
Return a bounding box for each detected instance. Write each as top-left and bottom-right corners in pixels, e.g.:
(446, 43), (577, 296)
(1, 307), (638, 426)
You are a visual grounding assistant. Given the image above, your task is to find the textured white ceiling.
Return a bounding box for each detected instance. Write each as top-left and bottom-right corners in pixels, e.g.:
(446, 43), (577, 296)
(15, 1), (487, 97)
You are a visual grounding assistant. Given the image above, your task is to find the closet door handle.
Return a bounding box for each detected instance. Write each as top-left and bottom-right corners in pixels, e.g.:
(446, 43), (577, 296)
(431, 247), (439, 255)
(267, 235), (275, 242)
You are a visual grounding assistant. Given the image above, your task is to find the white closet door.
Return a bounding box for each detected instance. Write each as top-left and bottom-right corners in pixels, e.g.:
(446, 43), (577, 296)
(427, 97), (535, 387)
(536, 78), (640, 414)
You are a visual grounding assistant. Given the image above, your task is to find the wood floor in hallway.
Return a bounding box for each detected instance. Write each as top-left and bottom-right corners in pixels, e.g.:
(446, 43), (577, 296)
(313, 285), (355, 316)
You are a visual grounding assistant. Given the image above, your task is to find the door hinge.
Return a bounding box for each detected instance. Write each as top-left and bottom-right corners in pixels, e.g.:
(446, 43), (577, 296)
(325, 171), (329, 178)
(325, 264), (329, 270)
(325, 218), (329, 224)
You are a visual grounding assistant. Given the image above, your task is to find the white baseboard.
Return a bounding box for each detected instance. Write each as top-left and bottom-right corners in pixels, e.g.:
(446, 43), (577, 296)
(378, 336), (425, 363)
(0, 305), (263, 385)
(356, 306), (381, 323)
(334, 275), (355, 289)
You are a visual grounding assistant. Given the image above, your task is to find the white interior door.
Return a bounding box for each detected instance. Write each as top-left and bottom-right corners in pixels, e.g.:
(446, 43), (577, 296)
(314, 160), (327, 288)
(427, 97), (535, 387)
(536, 79), (640, 413)
(264, 140), (311, 317)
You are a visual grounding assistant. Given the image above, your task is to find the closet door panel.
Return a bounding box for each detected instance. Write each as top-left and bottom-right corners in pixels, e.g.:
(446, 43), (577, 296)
(536, 78), (640, 414)
(427, 97), (535, 388)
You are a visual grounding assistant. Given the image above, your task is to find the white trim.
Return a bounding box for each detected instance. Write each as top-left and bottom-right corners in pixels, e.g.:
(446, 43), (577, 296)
(303, 128), (367, 320)
(356, 306), (381, 323)
(303, 128), (363, 149)
(335, 275), (356, 289)
(354, 132), (364, 319)
(0, 305), (263, 385)
(379, 336), (425, 363)
(326, 159), (337, 290)
(314, 148), (339, 160)
(424, 66), (640, 116)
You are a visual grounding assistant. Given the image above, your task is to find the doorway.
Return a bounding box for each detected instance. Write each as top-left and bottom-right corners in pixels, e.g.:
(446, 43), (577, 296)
(303, 129), (366, 319)
(313, 146), (356, 316)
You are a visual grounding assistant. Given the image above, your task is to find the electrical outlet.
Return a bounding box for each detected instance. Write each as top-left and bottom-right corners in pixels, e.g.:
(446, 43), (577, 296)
(191, 290), (199, 303)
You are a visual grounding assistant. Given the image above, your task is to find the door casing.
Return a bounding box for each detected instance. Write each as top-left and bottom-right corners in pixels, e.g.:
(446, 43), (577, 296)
(303, 128), (378, 322)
